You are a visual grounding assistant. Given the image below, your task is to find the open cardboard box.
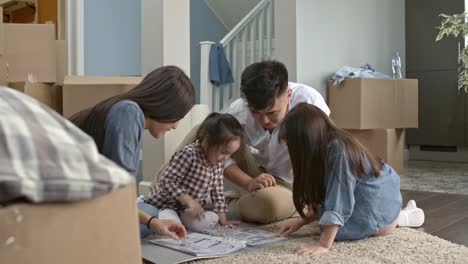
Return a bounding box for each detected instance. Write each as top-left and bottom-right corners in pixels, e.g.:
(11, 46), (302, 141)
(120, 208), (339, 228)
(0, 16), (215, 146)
(62, 76), (142, 118)
(0, 184), (142, 264)
(0, 22), (56, 83)
(7, 81), (62, 114)
(329, 78), (418, 129)
(0, 12), (66, 114)
(56, 40), (67, 85)
(1, 36), (66, 114)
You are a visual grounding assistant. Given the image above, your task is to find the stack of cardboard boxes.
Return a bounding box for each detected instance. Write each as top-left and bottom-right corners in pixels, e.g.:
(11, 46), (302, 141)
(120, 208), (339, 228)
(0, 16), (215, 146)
(0, 20), (65, 114)
(329, 78), (419, 173)
(0, 20), (143, 264)
(0, 17), (142, 118)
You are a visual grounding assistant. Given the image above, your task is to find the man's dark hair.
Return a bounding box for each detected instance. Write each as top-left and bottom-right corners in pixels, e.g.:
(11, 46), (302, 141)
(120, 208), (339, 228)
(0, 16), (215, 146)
(240, 60), (288, 110)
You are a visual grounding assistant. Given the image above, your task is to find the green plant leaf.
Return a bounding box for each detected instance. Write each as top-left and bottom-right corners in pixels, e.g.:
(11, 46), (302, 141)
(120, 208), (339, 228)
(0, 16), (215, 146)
(437, 12), (468, 93)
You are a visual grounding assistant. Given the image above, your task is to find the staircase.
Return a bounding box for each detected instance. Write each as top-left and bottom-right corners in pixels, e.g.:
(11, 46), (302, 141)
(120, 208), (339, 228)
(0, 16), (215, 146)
(200, 0), (274, 113)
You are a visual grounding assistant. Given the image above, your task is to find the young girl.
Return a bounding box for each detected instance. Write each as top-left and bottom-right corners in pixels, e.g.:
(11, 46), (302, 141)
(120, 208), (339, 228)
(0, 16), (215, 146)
(71, 66), (195, 240)
(278, 103), (425, 256)
(143, 113), (243, 231)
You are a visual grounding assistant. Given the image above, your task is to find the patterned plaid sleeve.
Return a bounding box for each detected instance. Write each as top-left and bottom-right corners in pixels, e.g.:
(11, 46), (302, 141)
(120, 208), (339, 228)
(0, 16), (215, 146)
(158, 147), (194, 200)
(210, 165), (227, 213)
(0, 88), (132, 204)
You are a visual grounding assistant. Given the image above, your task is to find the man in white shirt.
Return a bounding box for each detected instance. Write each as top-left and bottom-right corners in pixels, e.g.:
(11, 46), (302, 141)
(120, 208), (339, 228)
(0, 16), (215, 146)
(225, 60), (330, 224)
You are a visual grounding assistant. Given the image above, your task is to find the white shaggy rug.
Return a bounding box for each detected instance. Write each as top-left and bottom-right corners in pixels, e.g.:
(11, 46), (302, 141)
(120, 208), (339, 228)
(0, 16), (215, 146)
(190, 218), (468, 264)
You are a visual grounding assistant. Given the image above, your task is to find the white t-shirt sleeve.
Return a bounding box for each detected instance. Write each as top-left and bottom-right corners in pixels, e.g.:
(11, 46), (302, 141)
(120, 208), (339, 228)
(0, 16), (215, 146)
(224, 99), (246, 169)
(291, 83), (331, 116)
(308, 93), (330, 116)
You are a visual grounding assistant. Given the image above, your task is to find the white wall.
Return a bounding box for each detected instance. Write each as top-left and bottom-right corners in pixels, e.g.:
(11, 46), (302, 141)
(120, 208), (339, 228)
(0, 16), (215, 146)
(205, 0), (261, 29)
(273, 0), (297, 82)
(163, 0), (191, 74)
(161, 0), (191, 164)
(142, 0), (163, 75)
(141, 0), (164, 182)
(296, 0), (405, 99)
(141, 0), (191, 182)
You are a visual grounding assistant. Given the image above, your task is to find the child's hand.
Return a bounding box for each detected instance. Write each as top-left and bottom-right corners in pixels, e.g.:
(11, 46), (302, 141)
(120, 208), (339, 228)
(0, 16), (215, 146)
(295, 243), (329, 256)
(277, 218), (306, 237)
(150, 219), (187, 240)
(217, 212), (240, 227)
(295, 224), (337, 255)
(186, 200), (205, 219)
(179, 194), (204, 219)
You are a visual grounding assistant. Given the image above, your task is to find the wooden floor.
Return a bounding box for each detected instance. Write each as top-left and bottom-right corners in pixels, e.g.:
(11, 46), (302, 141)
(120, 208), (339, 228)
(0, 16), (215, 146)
(402, 189), (468, 247)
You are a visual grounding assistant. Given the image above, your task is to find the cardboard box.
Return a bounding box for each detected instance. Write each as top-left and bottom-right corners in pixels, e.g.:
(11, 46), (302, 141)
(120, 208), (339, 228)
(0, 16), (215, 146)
(11, 6), (35, 23)
(0, 184), (141, 264)
(63, 76), (142, 118)
(329, 78), (418, 129)
(346, 129), (405, 173)
(0, 9), (4, 55)
(0, 23), (56, 83)
(8, 81), (62, 114)
(56, 40), (67, 85)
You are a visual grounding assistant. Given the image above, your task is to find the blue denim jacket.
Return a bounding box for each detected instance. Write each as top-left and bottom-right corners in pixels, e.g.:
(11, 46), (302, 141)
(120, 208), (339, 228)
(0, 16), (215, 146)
(317, 140), (402, 241)
(102, 100), (144, 183)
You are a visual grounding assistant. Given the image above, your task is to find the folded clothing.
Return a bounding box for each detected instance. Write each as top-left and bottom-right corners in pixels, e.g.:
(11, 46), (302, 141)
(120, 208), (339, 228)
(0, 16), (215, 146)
(329, 64), (390, 85)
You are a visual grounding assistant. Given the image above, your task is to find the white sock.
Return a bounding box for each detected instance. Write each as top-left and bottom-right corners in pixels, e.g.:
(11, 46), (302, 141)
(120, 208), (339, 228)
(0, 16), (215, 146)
(403, 200), (417, 211)
(397, 207), (425, 227)
(180, 211), (219, 232)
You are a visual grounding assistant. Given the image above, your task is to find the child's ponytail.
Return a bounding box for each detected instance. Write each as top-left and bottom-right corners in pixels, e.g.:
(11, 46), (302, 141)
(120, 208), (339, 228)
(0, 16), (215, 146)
(196, 113), (244, 149)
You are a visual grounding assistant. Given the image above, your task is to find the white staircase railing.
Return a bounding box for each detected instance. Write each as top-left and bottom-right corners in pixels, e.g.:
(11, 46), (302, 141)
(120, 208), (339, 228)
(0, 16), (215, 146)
(200, 0), (274, 113)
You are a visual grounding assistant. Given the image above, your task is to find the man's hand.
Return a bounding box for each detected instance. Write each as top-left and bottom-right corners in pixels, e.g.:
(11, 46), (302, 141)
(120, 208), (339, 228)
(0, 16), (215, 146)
(247, 173), (277, 191)
(149, 219), (187, 240)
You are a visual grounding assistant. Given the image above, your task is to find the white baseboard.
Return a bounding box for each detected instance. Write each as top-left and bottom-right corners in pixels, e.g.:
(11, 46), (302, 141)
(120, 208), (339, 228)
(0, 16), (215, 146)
(409, 145), (468, 162)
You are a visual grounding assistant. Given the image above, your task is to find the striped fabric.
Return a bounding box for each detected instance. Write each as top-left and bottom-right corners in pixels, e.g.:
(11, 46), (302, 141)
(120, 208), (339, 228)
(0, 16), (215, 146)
(0, 87), (132, 204)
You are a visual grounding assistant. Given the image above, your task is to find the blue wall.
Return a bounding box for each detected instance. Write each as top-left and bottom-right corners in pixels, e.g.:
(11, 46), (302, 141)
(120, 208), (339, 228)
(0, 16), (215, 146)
(190, 0), (228, 103)
(84, 0), (141, 76)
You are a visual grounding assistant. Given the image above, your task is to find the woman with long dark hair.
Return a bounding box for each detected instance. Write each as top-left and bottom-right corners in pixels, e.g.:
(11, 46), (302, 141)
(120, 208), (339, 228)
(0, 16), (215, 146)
(278, 103), (424, 256)
(71, 66), (195, 240)
(71, 66), (195, 174)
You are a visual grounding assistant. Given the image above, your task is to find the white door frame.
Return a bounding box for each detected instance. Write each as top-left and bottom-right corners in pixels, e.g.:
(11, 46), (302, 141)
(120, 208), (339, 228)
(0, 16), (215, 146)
(66, 0), (85, 76)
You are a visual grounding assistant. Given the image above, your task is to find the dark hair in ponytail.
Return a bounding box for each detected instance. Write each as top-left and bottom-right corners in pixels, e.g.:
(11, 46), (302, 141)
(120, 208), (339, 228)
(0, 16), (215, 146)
(196, 113), (244, 149)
